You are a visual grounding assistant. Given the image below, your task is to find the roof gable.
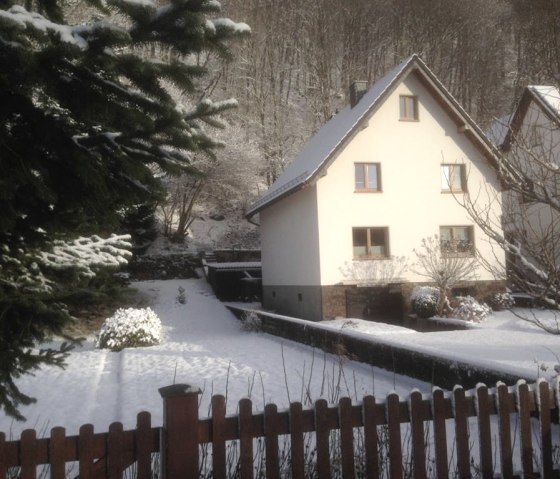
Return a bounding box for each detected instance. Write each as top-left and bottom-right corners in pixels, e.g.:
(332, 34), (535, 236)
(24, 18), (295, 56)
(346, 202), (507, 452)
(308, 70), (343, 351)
(501, 85), (560, 151)
(246, 54), (499, 217)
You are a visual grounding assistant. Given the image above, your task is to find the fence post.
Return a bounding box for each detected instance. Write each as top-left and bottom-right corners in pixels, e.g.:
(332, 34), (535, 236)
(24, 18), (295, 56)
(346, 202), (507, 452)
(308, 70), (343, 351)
(159, 384), (202, 479)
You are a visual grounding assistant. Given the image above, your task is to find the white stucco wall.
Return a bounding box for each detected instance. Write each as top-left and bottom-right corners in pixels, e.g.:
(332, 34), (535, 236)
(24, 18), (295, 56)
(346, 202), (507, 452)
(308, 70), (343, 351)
(259, 185), (321, 285)
(314, 74), (505, 285)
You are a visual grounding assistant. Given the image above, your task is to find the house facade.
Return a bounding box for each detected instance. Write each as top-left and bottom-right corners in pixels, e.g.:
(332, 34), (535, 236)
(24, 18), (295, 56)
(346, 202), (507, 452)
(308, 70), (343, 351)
(247, 55), (505, 322)
(499, 86), (560, 274)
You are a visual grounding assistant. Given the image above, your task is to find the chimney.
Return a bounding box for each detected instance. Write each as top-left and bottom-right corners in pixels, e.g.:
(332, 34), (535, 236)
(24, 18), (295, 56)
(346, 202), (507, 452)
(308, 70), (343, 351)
(350, 80), (368, 108)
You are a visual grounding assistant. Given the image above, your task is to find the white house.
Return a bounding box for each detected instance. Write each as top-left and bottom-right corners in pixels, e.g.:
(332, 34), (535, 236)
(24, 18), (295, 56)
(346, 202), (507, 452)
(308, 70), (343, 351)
(499, 85), (560, 276)
(246, 55), (505, 321)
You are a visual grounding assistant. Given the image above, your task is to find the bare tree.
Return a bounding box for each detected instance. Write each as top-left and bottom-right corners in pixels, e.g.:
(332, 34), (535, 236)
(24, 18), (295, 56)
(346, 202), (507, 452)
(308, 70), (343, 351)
(459, 91), (560, 332)
(413, 236), (480, 316)
(339, 256), (409, 286)
(159, 173), (205, 242)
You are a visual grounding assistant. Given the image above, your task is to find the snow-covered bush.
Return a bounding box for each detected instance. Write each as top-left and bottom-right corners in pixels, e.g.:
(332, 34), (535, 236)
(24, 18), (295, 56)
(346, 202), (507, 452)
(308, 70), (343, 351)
(177, 286), (187, 304)
(96, 307), (162, 351)
(240, 311), (262, 332)
(488, 291), (515, 311)
(411, 286), (440, 319)
(452, 296), (492, 323)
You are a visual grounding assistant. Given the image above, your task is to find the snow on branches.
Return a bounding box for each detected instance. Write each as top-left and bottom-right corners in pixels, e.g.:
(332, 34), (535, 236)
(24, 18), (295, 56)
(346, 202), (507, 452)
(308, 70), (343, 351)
(38, 234), (132, 277)
(0, 234), (132, 294)
(339, 256), (408, 286)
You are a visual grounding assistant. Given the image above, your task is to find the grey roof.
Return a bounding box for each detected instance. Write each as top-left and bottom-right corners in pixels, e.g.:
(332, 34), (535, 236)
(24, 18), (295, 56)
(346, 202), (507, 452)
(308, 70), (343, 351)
(246, 54), (498, 217)
(487, 114), (513, 147)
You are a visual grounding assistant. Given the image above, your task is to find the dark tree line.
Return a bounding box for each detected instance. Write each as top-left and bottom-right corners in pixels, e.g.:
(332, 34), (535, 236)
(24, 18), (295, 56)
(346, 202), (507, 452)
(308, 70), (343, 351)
(213, 0), (559, 191)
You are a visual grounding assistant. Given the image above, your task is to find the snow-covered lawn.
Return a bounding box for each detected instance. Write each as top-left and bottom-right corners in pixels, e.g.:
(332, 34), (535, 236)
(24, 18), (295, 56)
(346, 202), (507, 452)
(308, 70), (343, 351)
(1, 278), (428, 437)
(3, 277), (559, 440)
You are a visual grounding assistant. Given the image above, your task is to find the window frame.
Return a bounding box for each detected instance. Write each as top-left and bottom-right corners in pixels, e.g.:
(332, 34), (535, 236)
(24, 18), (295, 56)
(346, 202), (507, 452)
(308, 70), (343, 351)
(354, 162), (382, 192)
(439, 225), (475, 256)
(352, 227), (390, 260)
(441, 164), (467, 193)
(399, 95), (419, 121)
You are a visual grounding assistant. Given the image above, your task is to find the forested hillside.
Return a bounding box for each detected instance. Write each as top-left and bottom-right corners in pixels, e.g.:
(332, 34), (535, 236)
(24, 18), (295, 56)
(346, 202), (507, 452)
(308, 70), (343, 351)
(201, 0), (560, 212)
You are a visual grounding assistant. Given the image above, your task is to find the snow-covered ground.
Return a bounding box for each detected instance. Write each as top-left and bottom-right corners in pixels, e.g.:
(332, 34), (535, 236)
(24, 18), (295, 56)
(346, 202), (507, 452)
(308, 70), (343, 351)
(321, 311), (560, 382)
(0, 278), (427, 437)
(3, 277), (560, 440)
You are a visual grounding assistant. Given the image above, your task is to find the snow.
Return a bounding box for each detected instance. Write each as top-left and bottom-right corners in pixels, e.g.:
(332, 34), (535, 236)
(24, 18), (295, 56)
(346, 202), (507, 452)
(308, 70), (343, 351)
(38, 234), (132, 278)
(3, 276), (560, 441)
(210, 18), (251, 35)
(0, 6), (90, 49)
(0, 278), (428, 437)
(529, 85), (560, 117)
(321, 310), (560, 382)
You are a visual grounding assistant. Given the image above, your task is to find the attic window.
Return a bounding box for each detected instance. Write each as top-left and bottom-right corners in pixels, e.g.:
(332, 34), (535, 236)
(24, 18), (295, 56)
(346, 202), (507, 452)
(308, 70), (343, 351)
(354, 163), (381, 192)
(399, 95), (418, 121)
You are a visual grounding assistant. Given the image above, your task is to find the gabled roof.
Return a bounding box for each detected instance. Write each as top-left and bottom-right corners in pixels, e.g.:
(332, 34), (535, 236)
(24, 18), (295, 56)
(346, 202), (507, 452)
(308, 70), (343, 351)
(501, 85), (560, 151)
(246, 54), (500, 218)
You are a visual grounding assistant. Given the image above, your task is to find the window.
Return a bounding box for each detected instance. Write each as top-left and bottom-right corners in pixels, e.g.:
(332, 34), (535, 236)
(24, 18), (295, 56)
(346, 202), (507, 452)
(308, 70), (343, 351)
(352, 227), (389, 259)
(354, 163), (381, 191)
(441, 164), (466, 192)
(399, 95), (418, 120)
(439, 226), (474, 256)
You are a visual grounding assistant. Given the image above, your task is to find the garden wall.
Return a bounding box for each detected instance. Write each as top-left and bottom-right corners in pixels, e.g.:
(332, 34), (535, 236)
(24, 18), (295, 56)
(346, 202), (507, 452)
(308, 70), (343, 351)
(226, 306), (522, 390)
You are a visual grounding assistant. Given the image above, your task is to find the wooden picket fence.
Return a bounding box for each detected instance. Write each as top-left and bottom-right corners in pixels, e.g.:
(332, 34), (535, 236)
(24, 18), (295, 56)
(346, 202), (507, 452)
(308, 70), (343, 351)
(1, 380), (559, 478)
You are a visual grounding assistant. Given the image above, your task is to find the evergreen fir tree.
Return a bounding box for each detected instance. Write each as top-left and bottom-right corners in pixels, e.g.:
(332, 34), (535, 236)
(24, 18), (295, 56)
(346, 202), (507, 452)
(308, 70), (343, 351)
(0, 0), (249, 418)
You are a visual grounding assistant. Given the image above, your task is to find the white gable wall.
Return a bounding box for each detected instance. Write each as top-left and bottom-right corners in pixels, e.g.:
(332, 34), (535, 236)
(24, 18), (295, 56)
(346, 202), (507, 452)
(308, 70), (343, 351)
(259, 184), (321, 286)
(315, 73), (504, 285)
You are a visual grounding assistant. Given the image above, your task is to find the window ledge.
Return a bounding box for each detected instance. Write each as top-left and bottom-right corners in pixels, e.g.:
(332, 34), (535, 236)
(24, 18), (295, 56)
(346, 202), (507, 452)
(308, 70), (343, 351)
(353, 256), (389, 261)
(441, 253), (475, 258)
(398, 118), (419, 122)
(354, 189), (382, 193)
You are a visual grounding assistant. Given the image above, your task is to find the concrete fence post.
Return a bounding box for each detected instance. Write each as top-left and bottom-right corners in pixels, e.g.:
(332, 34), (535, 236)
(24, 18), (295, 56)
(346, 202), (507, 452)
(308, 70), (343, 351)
(159, 384), (202, 479)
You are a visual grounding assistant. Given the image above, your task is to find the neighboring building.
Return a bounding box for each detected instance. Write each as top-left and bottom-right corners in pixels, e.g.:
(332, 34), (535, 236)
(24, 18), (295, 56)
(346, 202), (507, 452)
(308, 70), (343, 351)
(246, 54), (505, 322)
(499, 85), (560, 277)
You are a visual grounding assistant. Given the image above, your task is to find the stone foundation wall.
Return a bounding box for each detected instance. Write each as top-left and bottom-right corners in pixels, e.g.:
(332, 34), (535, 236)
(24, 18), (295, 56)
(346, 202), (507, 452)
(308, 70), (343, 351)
(128, 254), (200, 280)
(263, 280), (507, 322)
(321, 286), (347, 320)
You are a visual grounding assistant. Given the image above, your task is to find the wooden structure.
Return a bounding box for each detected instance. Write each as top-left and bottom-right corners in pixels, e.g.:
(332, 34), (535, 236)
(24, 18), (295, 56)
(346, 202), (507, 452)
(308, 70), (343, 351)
(1, 380), (558, 478)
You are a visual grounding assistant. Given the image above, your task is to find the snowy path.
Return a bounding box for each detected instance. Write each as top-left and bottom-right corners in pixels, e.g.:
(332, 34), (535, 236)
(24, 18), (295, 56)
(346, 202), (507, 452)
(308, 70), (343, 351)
(1, 279), (430, 437)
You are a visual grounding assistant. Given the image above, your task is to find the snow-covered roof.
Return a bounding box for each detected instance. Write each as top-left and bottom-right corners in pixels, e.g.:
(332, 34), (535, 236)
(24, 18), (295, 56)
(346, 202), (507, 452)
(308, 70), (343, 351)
(501, 85), (560, 151)
(246, 54), (498, 217)
(206, 261), (261, 270)
(529, 85), (560, 119)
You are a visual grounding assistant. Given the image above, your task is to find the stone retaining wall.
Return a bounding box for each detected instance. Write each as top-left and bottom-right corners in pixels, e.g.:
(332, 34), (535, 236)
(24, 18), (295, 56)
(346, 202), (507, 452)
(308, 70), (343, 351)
(227, 306), (523, 391)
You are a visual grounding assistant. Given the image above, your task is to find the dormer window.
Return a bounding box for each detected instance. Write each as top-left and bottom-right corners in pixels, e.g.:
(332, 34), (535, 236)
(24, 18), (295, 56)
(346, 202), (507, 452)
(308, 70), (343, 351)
(399, 95), (418, 121)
